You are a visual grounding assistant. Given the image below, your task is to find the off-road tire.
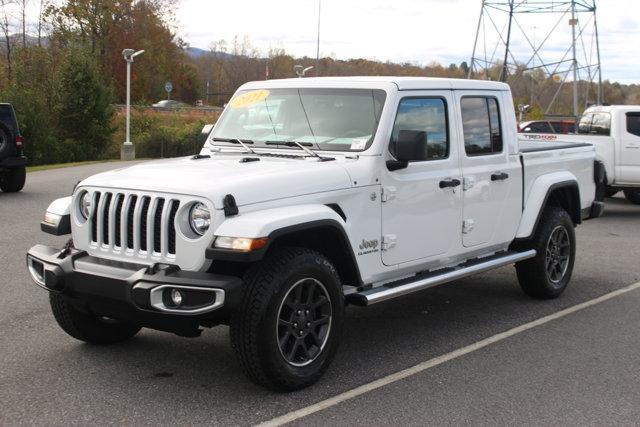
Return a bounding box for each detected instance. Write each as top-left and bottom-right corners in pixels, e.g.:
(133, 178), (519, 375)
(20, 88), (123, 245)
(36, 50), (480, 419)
(49, 294), (141, 344)
(623, 189), (640, 205)
(230, 247), (344, 391)
(0, 167), (25, 192)
(515, 206), (576, 299)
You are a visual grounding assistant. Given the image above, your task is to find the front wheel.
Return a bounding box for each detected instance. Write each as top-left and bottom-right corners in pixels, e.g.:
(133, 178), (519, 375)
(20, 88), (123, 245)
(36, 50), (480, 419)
(515, 206), (576, 299)
(230, 247), (344, 391)
(623, 189), (640, 205)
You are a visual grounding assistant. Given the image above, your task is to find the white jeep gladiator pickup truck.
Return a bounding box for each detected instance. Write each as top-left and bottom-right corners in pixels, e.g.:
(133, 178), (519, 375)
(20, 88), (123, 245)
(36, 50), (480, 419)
(27, 77), (604, 391)
(519, 104), (640, 203)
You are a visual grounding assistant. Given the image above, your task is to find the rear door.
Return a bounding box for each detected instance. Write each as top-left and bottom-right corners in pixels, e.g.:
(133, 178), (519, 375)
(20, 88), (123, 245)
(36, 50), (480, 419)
(455, 92), (521, 248)
(619, 111), (640, 183)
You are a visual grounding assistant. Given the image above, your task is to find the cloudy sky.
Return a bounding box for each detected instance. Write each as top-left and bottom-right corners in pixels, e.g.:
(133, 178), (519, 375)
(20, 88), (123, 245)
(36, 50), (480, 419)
(177, 0), (640, 84)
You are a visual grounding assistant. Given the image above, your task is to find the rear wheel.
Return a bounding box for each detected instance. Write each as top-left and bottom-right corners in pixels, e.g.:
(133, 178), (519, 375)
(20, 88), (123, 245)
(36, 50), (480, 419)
(0, 167), (26, 192)
(515, 206), (576, 299)
(230, 247), (344, 391)
(623, 189), (640, 205)
(49, 294), (141, 344)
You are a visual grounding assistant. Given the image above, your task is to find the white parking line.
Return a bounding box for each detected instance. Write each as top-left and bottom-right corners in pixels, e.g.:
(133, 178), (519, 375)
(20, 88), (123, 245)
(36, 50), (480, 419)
(258, 281), (640, 427)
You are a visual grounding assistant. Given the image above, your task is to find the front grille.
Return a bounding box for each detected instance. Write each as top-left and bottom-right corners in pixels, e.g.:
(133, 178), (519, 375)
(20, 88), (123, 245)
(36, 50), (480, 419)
(89, 192), (179, 257)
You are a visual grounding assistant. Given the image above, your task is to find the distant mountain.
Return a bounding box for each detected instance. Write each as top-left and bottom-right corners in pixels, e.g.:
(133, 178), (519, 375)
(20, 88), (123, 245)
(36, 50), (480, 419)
(185, 46), (236, 60)
(185, 46), (207, 58)
(0, 33), (48, 50)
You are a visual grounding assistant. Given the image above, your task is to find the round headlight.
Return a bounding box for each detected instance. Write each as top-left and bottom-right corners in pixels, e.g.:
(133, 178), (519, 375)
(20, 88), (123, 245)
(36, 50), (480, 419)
(79, 191), (92, 219)
(189, 202), (211, 236)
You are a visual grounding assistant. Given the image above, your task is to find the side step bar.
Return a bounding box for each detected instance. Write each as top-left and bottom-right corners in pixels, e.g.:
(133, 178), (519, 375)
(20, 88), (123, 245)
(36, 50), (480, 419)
(347, 250), (536, 306)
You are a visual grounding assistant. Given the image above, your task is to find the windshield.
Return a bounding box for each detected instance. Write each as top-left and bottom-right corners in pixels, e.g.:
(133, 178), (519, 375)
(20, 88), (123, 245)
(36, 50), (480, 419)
(211, 88), (387, 152)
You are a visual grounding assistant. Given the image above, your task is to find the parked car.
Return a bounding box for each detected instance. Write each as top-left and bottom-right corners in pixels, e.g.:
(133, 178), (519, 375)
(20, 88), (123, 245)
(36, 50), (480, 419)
(27, 77), (603, 391)
(519, 105), (640, 203)
(0, 103), (26, 192)
(151, 99), (188, 109)
(519, 119), (576, 134)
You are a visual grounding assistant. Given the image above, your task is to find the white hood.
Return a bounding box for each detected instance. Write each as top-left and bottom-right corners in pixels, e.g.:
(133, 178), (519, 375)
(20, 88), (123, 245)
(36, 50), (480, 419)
(79, 154), (354, 208)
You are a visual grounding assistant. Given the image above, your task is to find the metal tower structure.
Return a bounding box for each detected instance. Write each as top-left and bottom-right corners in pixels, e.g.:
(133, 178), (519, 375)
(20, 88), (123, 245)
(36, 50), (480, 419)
(468, 1), (602, 119)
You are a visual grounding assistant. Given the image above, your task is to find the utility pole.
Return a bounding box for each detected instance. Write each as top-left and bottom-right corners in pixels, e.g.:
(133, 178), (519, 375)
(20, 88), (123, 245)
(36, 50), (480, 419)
(594, 6), (603, 105)
(121, 49), (144, 161)
(316, 0), (321, 76)
(570, 1), (579, 118)
(500, 0), (514, 83)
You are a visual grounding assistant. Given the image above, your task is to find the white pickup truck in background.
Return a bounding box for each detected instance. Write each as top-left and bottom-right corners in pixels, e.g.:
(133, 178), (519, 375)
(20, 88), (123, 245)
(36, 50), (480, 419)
(519, 105), (640, 204)
(27, 77), (604, 391)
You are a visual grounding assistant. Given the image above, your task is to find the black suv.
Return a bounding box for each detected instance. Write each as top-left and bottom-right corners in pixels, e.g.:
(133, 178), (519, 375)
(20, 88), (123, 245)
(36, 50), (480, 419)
(0, 103), (26, 192)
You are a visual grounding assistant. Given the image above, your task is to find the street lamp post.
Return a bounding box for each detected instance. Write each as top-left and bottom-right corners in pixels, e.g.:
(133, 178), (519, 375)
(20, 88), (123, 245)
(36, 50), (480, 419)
(121, 48), (144, 161)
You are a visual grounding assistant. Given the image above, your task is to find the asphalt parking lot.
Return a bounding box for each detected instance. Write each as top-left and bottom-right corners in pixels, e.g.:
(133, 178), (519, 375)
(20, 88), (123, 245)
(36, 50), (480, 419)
(1, 161), (639, 426)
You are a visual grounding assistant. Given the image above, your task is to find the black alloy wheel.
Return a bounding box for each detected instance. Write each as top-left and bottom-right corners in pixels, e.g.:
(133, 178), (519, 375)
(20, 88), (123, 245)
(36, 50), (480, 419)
(545, 225), (571, 284)
(276, 278), (332, 367)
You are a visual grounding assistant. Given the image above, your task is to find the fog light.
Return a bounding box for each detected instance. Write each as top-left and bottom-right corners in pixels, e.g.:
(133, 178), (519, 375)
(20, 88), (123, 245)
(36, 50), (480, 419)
(170, 288), (183, 307)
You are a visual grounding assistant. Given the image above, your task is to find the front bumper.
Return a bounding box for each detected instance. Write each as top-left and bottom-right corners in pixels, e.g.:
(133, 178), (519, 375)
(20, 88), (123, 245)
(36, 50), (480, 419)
(26, 244), (243, 336)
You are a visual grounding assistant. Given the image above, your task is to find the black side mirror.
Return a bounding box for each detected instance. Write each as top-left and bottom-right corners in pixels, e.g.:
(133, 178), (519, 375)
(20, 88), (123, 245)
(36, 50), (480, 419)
(387, 130), (427, 171)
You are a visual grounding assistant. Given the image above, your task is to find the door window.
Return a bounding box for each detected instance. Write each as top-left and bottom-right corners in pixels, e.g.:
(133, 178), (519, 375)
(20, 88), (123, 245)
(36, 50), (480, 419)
(461, 97), (503, 155)
(578, 112), (611, 135)
(390, 97), (449, 161)
(626, 113), (640, 137)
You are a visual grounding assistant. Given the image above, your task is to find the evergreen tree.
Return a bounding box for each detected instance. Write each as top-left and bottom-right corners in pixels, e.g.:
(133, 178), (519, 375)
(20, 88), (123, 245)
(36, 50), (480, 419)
(57, 51), (114, 161)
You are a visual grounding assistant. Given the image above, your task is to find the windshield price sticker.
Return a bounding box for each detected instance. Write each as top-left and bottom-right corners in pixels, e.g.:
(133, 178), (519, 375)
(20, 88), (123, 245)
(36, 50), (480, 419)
(350, 137), (368, 150)
(230, 90), (270, 108)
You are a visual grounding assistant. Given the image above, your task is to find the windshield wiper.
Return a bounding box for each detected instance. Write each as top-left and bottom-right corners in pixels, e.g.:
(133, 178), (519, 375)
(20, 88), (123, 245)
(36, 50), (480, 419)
(212, 137), (256, 154)
(264, 140), (321, 159)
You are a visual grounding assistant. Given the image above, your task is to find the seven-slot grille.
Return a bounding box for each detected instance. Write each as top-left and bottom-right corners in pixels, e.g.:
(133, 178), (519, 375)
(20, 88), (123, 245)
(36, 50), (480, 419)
(89, 192), (180, 257)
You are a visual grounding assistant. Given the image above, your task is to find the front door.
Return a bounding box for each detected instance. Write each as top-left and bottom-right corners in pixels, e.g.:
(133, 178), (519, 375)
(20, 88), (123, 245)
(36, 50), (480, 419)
(619, 111), (640, 183)
(381, 91), (462, 266)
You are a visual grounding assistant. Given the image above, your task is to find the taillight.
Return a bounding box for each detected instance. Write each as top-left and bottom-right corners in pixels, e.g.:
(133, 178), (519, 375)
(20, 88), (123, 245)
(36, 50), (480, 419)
(15, 135), (23, 147)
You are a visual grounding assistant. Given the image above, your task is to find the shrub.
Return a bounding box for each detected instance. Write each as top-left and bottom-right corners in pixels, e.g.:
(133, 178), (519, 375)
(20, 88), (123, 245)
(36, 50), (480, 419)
(109, 109), (219, 160)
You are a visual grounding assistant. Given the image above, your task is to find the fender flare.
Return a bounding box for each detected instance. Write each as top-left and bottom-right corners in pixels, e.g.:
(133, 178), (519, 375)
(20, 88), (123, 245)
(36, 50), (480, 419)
(212, 204), (346, 239)
(41, 196), (72, 236)
(516, 172), (580, 240)
(206, 204), (359, 271)
(594, 152), (612, 186)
